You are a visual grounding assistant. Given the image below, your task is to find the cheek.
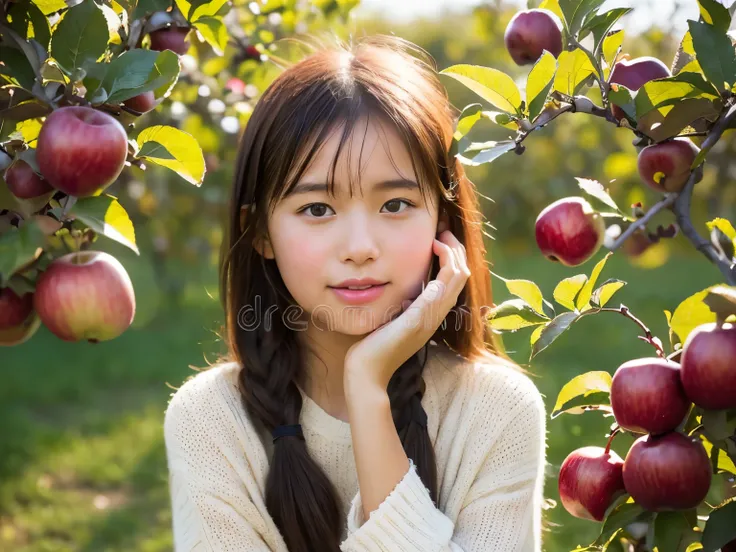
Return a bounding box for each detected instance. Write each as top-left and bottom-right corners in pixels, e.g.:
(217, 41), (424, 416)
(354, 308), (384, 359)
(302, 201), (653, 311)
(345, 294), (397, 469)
(270, 226), (330, 296)
(390, 228), (435, 295)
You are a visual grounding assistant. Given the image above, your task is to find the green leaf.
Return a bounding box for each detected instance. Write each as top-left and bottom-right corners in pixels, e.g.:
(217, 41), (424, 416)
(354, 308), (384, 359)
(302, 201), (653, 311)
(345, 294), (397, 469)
(608, 83), (636, 121)
(527, 51), (557, 122)
(554, 274), (588, 310)
(670, 287), (718, 343)
(700, 437), (736, 475)
(530, 324), (545, 347)
(551, 371), (612, 418)
(192, 16), (228, 56)
(8, 0), (52, 49)
(635, 72), (719, 117)
(584, 8), (632, 56)
(559, 0), (606, 34)
(135, 126), (206, 185)
(71, 195), (138, 254)
(457, 140), (516, 166)
(688, 19), (736, 92)
(698, 0), (732, 33)
(440, 64), (522, 115)
(504, 279), (547, 316)
(577, 252), (612, 311)
(0, 47), (36, 89)
(554, 49), (596, 96)
(637, 97), (720, 143)
(595, 501), (647, 546)
(706, 218), (736, 255)
(591, 279), (626, 308)
(132, 0), (171, 19)
(50, 0), (109, 73)
(95, 49), (180, 104)
(0, 220), (46, 284)
(530, 311), (579, 358)
(702, 499), (736, 552)
(488, 299), (549, 331)
(480, 110), (518, 130)
(653, 511), (700, 552)
(576, 177), (620, 212)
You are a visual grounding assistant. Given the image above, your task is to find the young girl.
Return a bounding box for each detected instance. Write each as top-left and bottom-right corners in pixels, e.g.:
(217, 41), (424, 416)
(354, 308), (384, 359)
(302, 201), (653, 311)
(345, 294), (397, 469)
(164, 35), (547, 552)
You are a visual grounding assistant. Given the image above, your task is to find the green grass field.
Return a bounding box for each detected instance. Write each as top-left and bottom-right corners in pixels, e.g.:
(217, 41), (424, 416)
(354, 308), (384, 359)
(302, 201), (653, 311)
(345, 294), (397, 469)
(0, 249), (720, 552)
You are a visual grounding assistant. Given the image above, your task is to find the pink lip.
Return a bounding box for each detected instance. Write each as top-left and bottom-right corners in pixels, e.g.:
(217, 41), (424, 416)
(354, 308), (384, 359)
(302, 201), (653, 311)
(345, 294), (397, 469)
(330, 283), (388, 305)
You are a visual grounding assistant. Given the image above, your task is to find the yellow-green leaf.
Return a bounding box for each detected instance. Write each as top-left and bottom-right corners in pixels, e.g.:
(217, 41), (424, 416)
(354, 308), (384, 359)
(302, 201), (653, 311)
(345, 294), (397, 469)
(539, 0), (564, 24)
(193, 16), (228, 56)
(577, 252), (612, 311)
(670, 287), (718, 343)
(707, 217), (736, 245)
(440, 64), (522, 115)
(136, 126), (206, 186)
(552, 371), (612, 418)
(488, 299), (548, 331)
(603, 29), (624, 70)
(554, 49), (596, 96)
(591, 279), (626, 308)
(505, 279), (547, 316)
(72, 195), (138, 255)
(527, 51), (557, 122)
(554, 274), (588, 310)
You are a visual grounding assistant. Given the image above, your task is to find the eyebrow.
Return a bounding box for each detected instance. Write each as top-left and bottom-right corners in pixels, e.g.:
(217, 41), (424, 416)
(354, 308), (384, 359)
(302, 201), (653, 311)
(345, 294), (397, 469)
(286, 178), (420, 197)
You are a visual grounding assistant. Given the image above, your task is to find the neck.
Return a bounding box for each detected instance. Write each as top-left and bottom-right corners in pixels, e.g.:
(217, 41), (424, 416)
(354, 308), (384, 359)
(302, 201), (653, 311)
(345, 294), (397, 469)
(297, 321), (366, 423)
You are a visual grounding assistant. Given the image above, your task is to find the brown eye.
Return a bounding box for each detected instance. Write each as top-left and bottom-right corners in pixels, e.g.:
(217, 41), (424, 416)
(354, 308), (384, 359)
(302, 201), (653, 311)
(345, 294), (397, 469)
(382, 199), (412, 214)
(300, 203), (333, 218)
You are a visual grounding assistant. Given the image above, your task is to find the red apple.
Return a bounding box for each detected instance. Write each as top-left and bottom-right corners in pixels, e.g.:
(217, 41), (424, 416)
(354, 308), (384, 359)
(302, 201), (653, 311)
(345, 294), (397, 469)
(36, 106), (128, 198)
(680, 322), (736, 410)
(637, 138), (700, 193)
(149, 26), (190, 55)
(610, 358), (691, 435)
(723, 539), (736, 552)
(34, 251), (135, 343)
(0, 312), (41, 346)
(0, 288), (34, 330)
(610, 56), (671, 120)
(623, 432), (711, 511)
(623, 230), (652, 258)
(4, 159), (54, 199)
(559, 446), (626, 521)
(123, 91), (157, 114)
(504, 9), (563, 65)
(535, 197), (606, 266)
(244, 45), (261, 62)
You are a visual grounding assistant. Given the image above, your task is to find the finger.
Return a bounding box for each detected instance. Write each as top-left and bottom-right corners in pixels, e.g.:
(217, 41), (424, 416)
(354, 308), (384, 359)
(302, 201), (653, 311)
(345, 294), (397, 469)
(439, 231), (471, 281)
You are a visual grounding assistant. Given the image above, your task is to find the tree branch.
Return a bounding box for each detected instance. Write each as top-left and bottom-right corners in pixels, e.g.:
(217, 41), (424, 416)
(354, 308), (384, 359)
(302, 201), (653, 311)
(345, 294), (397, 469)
(671, 103), (736, 285)
(608, 194), (677, 251)
(599, 305), (665, 357)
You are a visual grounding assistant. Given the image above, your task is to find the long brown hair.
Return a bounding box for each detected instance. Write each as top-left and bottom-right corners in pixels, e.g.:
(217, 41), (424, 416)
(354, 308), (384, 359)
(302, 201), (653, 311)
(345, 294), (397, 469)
(219, 34), (508, 552)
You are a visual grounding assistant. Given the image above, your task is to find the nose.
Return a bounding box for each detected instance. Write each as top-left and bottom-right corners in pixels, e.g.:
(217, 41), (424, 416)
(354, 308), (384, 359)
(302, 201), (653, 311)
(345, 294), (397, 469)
(340, 210), (379, 265)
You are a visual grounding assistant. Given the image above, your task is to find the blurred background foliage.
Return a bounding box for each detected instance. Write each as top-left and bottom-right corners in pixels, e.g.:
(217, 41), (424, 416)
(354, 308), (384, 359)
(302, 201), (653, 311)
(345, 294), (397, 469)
(0, 0), (731, 550)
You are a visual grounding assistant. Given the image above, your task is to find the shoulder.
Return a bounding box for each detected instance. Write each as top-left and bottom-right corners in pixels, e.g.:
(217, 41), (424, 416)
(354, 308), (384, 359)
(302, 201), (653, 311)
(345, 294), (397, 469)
(425, 343), (546, 435)
(163, 361), (246, 441)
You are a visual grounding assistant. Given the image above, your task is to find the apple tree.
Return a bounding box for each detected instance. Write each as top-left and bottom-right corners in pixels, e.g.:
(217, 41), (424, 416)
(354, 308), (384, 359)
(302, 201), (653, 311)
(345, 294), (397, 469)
(442, 1), (736, 550)
(0, 0), (359, 344)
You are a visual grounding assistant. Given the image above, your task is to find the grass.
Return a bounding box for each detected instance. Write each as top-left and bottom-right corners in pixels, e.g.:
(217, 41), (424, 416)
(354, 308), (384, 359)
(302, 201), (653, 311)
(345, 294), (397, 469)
(0, 249), (720, 551)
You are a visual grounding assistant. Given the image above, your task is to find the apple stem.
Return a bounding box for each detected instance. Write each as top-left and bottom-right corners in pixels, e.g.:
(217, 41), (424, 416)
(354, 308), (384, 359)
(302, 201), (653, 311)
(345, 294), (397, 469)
(605, 426), (620, 454)
(600, 305), (666, 357)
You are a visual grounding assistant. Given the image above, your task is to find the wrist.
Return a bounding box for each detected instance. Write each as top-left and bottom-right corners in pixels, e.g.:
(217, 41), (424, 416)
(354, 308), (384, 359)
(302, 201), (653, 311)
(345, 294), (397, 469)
(344, 368), (388, 401)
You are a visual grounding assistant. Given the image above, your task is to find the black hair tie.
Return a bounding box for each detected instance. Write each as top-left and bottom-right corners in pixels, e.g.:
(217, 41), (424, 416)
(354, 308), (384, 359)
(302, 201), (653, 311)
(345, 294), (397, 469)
(396, 395), (427, 431)
(272, 424), (304, 443)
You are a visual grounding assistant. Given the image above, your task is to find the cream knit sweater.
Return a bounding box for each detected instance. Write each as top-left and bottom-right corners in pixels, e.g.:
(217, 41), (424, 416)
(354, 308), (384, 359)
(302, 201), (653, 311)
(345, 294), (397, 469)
(163, 343), (547, 551)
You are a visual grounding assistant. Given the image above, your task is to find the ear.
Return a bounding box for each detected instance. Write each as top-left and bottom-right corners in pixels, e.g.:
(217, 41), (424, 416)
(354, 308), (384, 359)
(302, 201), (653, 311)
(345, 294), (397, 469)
(436, 209), (450, 235)
(240, 204), (275, 259)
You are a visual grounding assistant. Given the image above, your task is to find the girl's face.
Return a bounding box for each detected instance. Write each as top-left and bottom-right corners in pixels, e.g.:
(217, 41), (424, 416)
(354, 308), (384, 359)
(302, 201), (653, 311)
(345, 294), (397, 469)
(258, 115), (442, 336)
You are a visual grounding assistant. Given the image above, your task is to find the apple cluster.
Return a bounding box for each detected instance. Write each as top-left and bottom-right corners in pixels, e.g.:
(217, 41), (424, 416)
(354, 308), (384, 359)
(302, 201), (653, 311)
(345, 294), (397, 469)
(0, 251), (136, 346)
(559, 325), (736, 524)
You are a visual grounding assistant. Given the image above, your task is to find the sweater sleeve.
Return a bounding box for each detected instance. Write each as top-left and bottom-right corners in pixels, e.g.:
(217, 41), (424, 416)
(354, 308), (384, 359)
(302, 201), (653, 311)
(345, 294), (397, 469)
(164, 381), (277, 552)
(340, 369), (547, 552)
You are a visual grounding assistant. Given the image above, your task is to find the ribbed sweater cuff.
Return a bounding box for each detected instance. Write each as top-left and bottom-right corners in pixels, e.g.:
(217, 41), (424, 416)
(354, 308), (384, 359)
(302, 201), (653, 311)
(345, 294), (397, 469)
(341, 459), (454, 551)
